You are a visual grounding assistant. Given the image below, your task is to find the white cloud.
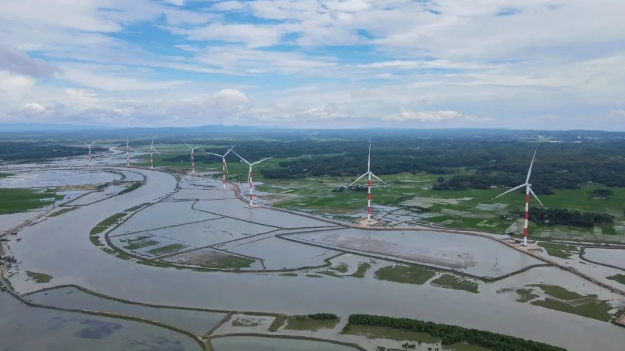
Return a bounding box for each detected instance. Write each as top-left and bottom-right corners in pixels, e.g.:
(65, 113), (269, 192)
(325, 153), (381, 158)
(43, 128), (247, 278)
(213, 1), (246, 11)
(0, 70), (35, 95)
(22, 102), (46, 114)
(607, 109), (625, 119)
(165, 23), (285, 47)
(385, 109), (491, 122)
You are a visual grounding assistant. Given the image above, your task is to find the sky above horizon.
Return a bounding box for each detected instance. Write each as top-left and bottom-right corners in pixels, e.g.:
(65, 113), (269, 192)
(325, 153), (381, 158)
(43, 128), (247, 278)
(0, 0), (624, 130)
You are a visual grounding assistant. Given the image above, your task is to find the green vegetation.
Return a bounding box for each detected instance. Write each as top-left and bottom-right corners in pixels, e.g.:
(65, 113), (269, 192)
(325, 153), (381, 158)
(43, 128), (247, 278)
(89, 212), (127, 235)
(26, 271), (53, 283)
(589, 188), (613, 199)
(342, 324), (439, 343)
(537, 242), (578, 259)
(530, 284), (584, 300)
(607, 274), (625, 285)
(431, 274), (479, 293)
(285, 314), (340, 331)
(306, 274), (322, 278)
(374, 264), (436, 285)
(118, 182), (143, 195)
(346, 314), (565, 351)
(515, 207), (613, 227)
(515, 288), (539, 303)
(124, 239), (159, 250)
(329, 262), (349, 273)
(531, 298), (612, 322)
(206, 255), (254, 270)
(147, 244), (185, 255)
(49, 207), (76, 217)
(279, 272), (298, 277)
(0, 172), (13, 178)
(269, 315), (287, 332)
(231, 318), (261, 327)
(352, 262), (372, 278)
(318, 270), (343, 278)
(0, 188), (58, 215)
(0, 141), (101, 161)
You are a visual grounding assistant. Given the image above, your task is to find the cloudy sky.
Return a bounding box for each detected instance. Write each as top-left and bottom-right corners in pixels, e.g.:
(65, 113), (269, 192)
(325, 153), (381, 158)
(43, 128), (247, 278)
(0, 0), (624, 129)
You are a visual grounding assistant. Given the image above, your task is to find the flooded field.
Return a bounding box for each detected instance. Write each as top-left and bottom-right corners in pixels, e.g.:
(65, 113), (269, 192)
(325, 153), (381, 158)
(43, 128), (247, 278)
(0, 169), (120, 188)
(194, 199), (337, 229)
(286, 228), (544, 278)
(584, 248), (625, 269)
(109, 201), (221, 235)
(26, 286), (227, 335)
(212, 336), (358, 351)
(0, 293), (201, 351)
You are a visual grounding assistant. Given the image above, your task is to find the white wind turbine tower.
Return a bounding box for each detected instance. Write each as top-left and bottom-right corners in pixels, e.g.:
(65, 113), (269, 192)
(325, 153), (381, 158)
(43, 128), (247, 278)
(232, 151), (273, 207)
(147, 138), (160, 169)
(182, 141), (201, 174)
(208, 144), (237, 189)
(124, 138), (135, 167)
(81, 141), (96, 167)
(347, 143), (387, 221)
(492, 146), (544, 247)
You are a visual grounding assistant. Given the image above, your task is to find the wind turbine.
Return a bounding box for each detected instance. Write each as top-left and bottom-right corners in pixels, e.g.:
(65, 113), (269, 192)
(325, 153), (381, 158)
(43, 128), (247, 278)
(182, 141), (200, 174)
(81, 141), (96, 167)
(347, 143), (387, 221)
(124, 138), (135, 167)
(492, 146), (544, 247)
(208, 144), (237, 189)
(147, 138), (160, 169)
(232, 151), (273, 206)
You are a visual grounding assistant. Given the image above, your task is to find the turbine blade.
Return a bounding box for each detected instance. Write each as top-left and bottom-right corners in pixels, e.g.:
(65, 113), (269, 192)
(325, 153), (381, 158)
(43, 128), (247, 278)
(347, 172), (368, 189)
(526, 146), (539, 183)
(182, 141), (192, 149)
(492, 183), (526, 200)
(367, 143), (371, 172)
(208, 153), (223, 158)
(224, 159), (229, 174)
(153, 148), (161, 155)
(224, 144), (237, 156)
(151, 138), (154, 148)
(529, 187), (545, 207)
(252, 156), (274, 165)
(232, 151), (250, 165)
(370, 173), (388, 186)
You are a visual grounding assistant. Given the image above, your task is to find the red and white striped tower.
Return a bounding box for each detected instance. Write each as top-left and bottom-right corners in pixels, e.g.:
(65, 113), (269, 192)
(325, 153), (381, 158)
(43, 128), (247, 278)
(88, 147), (92, 167)
(150, 151), (154, 169)
(222, 157), (227, 189)
(523, 184), (530, 246)
(248, 165), (254, 206)
(191, 149), (195, 174)
(367, 172), (372, 220)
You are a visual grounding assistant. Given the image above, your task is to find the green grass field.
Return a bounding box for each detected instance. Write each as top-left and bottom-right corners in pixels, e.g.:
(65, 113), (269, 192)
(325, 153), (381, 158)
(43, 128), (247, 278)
(0, 188), (59, 215)
(430, 274), (479, 293)
(374, 264), (436, 285)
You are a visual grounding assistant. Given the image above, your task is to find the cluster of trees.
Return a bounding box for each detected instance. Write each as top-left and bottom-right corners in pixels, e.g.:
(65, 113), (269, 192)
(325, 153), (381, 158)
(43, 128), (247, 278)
(0, 141), (101, 161)
(588, 188), (614, 199)
(516, 207), (614, 227)
(308, 313), (338, 320)
(433, 175), (554, 194)
(348, 314), (566, 351)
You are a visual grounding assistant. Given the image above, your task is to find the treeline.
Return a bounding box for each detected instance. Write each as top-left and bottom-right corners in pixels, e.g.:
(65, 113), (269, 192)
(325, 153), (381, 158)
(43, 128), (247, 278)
(347, 314), (566, 351)
(433, 174), (554, 195)
(308, 313), (338, 320)
(162, 138), (625, 192)
(516, 207), (614, 227)
(0, 141), (101, 161)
